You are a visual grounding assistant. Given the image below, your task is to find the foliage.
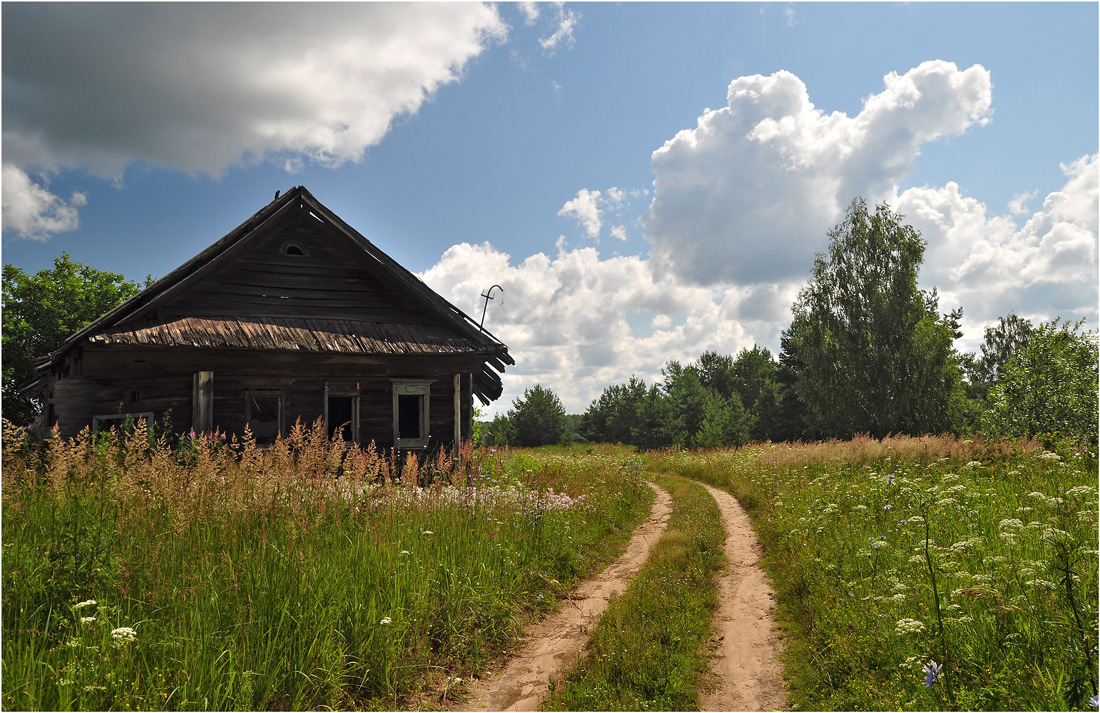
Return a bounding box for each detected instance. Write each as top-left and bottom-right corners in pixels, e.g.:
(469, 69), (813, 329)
(731, 345), (783, 441)
(650, 437), (1099, 711)
(782, 198), (967, 439)
(581, 376), (647, 444)
(545, 475), (723, 711)
(983, 319), (1099, 448)
(962, 313), (1035, 402)
(2, 255), (149, 425)
(631, 384), (679, 451)
(477, 412), (514, 447)
(1, 419), (654, 711)
(507, 384), (569, 447)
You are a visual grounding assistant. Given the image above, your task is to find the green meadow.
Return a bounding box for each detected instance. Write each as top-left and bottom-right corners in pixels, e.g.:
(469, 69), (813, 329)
(2, 423), (1096, 711)
(1, 422), (652, 710)
(650, 436), (1098, 711)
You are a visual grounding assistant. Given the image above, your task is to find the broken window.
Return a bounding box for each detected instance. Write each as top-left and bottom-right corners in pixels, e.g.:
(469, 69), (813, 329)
(325, 384), (359, 444)
(392, 381), (431, 449)
(246, 391), (283, 446)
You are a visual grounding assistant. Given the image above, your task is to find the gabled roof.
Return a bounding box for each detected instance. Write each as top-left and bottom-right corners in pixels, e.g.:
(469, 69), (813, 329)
(26, 186), (513, 403)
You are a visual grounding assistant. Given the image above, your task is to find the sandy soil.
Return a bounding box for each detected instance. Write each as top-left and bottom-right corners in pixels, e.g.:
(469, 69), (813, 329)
(450, 482), (673, 712)
(698, 482), (788, 712)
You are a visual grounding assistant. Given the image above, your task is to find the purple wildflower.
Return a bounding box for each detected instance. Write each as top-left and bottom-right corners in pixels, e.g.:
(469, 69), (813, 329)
(922, 661), (943, 687)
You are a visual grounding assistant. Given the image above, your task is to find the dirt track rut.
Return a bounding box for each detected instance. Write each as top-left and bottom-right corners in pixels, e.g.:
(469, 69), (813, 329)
(453, 482), (673, 712)
(699, 482), (788, 711)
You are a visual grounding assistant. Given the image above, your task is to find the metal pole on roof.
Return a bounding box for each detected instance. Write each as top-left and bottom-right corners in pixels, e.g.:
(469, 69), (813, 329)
(479, 285), (502, 331)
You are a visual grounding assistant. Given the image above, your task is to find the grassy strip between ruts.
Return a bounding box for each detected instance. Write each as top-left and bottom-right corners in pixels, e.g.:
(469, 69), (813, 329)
(1, 424), (654, 711)
(543, 474), (725, 711)
(650, 436), (1099, 711)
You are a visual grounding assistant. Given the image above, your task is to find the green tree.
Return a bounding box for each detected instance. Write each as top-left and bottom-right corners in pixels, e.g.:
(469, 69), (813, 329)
(782, 198), (966, 439)
(962, 313), (1035, 402)
(983, 319), (1098, 448)
(478, 412), (514, 447)
(2, 254), (148, 425)
(731, 345), (782, 441)
(507, 384), (568, 447)
(632, 384), (678, 450)
(581, 376), (647, 444)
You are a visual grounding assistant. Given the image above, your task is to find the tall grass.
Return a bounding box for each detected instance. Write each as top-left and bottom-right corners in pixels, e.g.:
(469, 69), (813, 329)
(650, 436), (1099, 711)
(1, 420), (653, 711)
(545, 474), (724, 711)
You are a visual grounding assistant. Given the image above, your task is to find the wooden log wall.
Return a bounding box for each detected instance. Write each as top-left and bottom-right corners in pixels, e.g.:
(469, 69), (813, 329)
(52, 345), (475, 449)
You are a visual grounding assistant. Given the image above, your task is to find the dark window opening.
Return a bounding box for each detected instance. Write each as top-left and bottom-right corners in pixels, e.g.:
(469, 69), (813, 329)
(129, 389), (140, 404)
(398, 394), (422, 439)
(327, 396), (355, 441)
(248, 394), (282, 446)
(281, 241), (309, 257)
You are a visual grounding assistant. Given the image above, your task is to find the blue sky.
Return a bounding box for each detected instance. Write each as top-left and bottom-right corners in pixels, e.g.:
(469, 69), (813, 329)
(3, 2), (1097, 415)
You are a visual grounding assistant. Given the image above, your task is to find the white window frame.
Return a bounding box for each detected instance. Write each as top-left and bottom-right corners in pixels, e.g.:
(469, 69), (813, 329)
(392, 380), (432, 449)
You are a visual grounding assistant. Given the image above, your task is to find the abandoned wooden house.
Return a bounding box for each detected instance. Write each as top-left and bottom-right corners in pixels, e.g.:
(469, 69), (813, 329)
(22, 186), (513, 449)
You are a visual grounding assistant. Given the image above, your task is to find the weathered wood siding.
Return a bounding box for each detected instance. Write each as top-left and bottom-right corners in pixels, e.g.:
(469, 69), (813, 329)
(50, 345), (474, 448)
(158, 212), (449, 328)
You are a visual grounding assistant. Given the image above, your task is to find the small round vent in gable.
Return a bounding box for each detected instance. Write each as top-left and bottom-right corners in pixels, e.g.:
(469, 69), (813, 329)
(280, 241), (309, 257)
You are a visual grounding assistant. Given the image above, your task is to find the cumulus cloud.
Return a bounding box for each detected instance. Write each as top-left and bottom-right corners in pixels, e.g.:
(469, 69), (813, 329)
(1, 3), (506, 238)
(558, 186), (647, 242)
(899, 153), (1098, 350)
(645, 60), (993, 286)
(1, 165), (84, 239)
(421, 242), (771, 413)
(559, 189), (603, 238)
(420, 62), (1092, 414)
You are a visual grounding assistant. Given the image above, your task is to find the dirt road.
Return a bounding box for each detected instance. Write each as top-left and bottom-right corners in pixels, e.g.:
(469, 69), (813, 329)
(699, 482), (788, 711)
(450, 479), (787, 712)
(453, 482), (673, 712)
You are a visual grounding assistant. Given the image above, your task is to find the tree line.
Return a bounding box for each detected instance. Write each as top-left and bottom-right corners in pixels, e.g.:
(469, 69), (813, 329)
(483, 199), (1098, 450)
(4, 199), (1097, 449)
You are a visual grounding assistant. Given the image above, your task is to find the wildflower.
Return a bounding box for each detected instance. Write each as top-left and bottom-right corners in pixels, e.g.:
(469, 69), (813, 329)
(900, 519), (907, 525)
(110, 627), (137, 643)
(887, 473), (895, 484)
(379, 617), (393, 625)
(922, 660), (943, 687)
(884, 504), (891, 511)
(422, 530), (434, 536)
(80, 616), (96, 624)
(1089, 694), (1098, 708)
(895, 618), (926, 635)
(399, 550), (411, 555)
(74, 599), (97, 610)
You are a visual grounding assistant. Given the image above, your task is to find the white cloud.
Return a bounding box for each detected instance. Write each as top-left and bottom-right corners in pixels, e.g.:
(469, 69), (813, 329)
(539, 4), (580, 53)
(421, 242), (772, 414)
(899, 153), (1098, 351)
(1, 165), (83, 240)
(518, 2), (540, 25)
(1008, 190), (1038, 216)
(421, 63), (1092, 415)
(2, 3), (506, 238)
(644, 60), (993, 286)
(559, 189), (603, 239)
